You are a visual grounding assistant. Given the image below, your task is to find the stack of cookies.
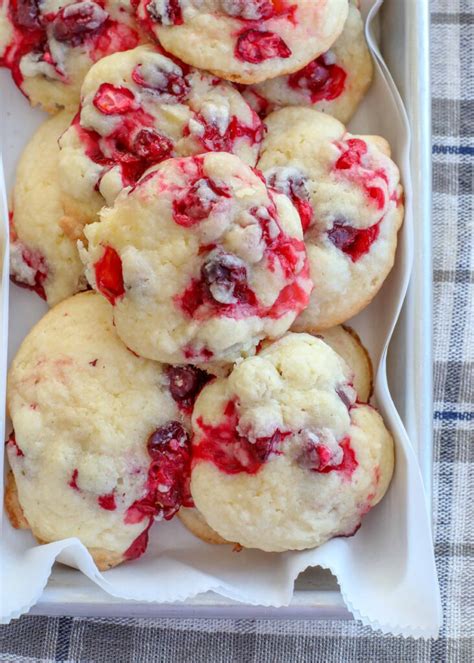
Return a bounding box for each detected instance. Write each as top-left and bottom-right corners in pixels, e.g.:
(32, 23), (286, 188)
(2, 0), (403, 569)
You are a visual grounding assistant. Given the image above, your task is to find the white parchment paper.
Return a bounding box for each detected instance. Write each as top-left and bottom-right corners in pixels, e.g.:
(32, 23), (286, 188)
(0, 0), (442, 636)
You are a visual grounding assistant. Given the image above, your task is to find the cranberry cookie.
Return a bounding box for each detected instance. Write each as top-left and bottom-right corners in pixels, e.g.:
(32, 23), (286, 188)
(80, 152), (312, 364)
(179, 323), (373, 544)
(58, 44), (264, 228)
(258, 108), (404, 330)
(243, 1), (372, 123)
(0, 0), (142, 113)
(190, 332), (394, 552)
(9, 110), (89, 306)
(6, 292), (195, 569)
(134, 0), (348, 85)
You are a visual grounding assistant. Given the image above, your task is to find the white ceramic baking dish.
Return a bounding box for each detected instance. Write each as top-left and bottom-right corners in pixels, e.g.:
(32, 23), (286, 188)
(0, 0), (432, 619)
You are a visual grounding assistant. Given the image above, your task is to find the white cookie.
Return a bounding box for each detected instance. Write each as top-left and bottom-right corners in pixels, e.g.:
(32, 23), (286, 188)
(0, 0), (143, 113)
(58, 44), (264, 228)
(10, 110), (88, 306)
(190, 332), (394, 552)
(243, 1), (373, 123)
(134, 0), (348, 84)
(80, 152), (312, 364)
(258, 108), (404, 330)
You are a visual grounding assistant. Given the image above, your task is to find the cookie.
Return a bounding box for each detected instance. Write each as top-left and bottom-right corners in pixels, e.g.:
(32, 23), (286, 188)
(0, 0), (142, 113)
(190, 332), (394, 552)
(80, 152), (312, 364)
(6, 292), (196, 570)
(243, 1), (373, 123)
(179, 323), (372, 545)
(258, 108), (404, 330)
(134, 0), (348, 85)
(9, 110), (89, 306)
(58, 44), (264, 229)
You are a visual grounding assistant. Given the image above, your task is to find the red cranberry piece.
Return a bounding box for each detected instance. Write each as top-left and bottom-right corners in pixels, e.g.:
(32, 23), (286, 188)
(172, 178), (230, 227)
(97, 493), (117, 510)
(335, 138), (367, 170)
(94, 246), (125, 305)
(147, 421), (189, 459)
(194, 403), (288, 475)
(93, 83), (136, 115)
(327, 221), (380, 262)
(201, 251), (248, 305)
(288, 56), (346, 103)
(14, 0), (41, 29)
(167, 365), (209, 405)
(221, 0), (275, 20)
(6, 432), (24, 457)
(253, 430), (286, 464)
(132, 62), (189, 101)
(367, 186), (385, 209)
(10, 243), (48, 301)
(68, 469), (80, 491)
(146, 0), (183, 25)
(235, 29), (292, 64)
(132, 128), (173, 161)
(298, 435), (358, 477)
(124, 525), (152, 561)
(177, 278), (205, 317)
(52, 2), (109, 45)
(298, 442), (334, 472)
(266, 169), (313, 232)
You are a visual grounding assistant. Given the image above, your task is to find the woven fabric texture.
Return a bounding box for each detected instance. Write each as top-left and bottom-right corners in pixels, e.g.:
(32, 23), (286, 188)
(1, 0), (473, 660)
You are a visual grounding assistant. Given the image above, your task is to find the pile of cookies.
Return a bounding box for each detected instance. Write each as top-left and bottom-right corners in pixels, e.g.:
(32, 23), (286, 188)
(2, 0), (403, 569)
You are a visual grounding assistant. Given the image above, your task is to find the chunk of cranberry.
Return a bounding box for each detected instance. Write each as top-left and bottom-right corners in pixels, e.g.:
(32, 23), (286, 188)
(147, 421), (189, 459)
(132, 62), (189, 101)
(125, 420), (192, 525)
(6, 432), (24, 457)
(298, 442), (334, 472)
(288, 56), (346, 103)
(94, 246), (125, 305)
(172, 178), (231, 227)
(327, 220), (380, 262)
(97, 492), (117, 510)
(194, 402), (288, 475)
(14, 0), (41, 30)
(335, 138), (367, 170)
(52, 2), (109, 45)
(221, 0), (275, 20)
(298, 435), (357, 477)
(201, 251), (248, 305)
(132, 128), (173, 161)
(93, 83), (136, 115)
(68, 468), (80, 491)
(146, 0), (183, 25)
(235, 29), (292, 64)
(10, 243), (48, 301)
(123, 525), (152, 561)
(266, 169), (313, 232)
(167, 365), (210, 407)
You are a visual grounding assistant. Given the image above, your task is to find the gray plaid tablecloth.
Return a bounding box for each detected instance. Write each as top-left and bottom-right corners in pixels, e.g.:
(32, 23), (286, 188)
(1, 1), (472, 660)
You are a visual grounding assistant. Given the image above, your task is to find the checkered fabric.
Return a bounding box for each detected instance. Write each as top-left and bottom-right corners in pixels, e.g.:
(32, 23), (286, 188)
(1, 1), (472, 660)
